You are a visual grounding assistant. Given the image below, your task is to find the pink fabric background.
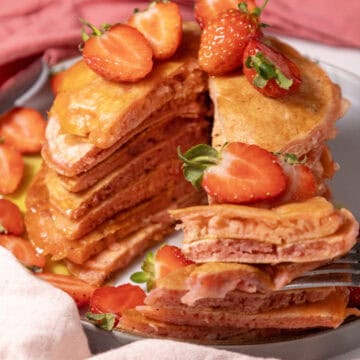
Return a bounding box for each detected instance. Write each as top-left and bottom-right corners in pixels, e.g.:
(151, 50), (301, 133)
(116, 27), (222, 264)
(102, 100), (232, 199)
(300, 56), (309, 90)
(0, 0), (359, 69)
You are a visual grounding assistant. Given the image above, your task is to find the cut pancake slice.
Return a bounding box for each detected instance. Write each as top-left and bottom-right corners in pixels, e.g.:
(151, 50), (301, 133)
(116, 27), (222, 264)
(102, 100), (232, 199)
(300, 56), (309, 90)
(119, 310), (310, 344)
(47, 118), (208, 220)
(49, 160), (183, 240)
(137, 288), (355, 329)
(25, 165), (205, 264)
(65, 223), (173, 286)
(147, 262), (329, 308)
(171, 198), (359, 263)
(58, 109), (208, 192)
(43, 23), (207, 176)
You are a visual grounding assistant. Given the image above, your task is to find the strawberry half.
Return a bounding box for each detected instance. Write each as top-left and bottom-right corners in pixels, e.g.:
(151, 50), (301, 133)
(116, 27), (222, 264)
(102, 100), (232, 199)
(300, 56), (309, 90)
(87, 284), (146, 330)
(131, 245), (194, 291)
(81, 21), (153, 82)
(0, 235), (46, 268)
(243, 39), (302, 97)
(0, 198), (24, 236)
(128, 1), (182, 60)
(36, 272), (96, 307)
(277, 157), (317, 203)
(179, 143), (287, 204)
(0, 144), (24, 195)
(0, 107), (46, 154)
(195, 0), (257, 29)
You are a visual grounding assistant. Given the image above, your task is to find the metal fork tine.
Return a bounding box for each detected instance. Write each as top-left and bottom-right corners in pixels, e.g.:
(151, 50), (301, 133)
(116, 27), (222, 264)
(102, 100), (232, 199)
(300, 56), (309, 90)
(348, 242), (360, 253)
(283, 274), (360, 290)
(305, 263), (360, 275)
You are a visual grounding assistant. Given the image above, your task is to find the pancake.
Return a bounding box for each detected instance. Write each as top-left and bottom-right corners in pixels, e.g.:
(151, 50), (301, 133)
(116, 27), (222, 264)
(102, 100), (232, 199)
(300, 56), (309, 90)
(210, 37), (347, 155)
(43, 23), (207, 176)
(137, 288), (354, 329)
(47, 118), (208, 220)
(25, 165), (206, 264)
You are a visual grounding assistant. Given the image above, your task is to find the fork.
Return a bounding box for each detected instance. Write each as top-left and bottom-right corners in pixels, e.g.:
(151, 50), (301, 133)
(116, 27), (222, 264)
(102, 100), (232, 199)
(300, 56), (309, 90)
(283, 242), (360, 290)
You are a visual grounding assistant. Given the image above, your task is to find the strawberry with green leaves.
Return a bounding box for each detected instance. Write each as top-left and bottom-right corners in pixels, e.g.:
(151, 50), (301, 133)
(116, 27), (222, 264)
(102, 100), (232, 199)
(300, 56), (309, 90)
(131, 245), (194, 291)
(178, 143), (287, 204)
(198, 1), (268, 75)
(81, 20), (153, 82)
(128, 1), (182, 60)
(243, 38), (302, 97)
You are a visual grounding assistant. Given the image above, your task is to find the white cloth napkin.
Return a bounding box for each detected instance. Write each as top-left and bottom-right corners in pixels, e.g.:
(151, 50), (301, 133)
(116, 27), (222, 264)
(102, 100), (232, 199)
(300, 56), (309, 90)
(0, 247), (275, 360)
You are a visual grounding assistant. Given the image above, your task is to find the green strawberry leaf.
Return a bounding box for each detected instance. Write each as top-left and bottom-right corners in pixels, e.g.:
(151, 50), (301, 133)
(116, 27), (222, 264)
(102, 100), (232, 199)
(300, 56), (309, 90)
(177, 144), (220, 190)
(86, 312), (116, 331)
(130, 251), (155, 291)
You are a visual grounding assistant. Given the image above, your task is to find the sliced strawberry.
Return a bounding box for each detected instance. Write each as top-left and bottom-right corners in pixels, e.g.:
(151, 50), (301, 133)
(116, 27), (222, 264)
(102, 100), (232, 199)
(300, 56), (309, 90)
(155, 245), (194, 279)
(0, 144), (24, 195)
(195, 0), (257, 28)
(0, 199), (24, 235)
(128, 1), (182, 60)
(50, 70), (66, 95)
(199, 8), (262, 75)
(348, 287), (360, 308)
(90, 284), (146, 318)
(278, 161), (317, 203)
(0, 235), (46, 268)
(243, 39), (302, 97)
(0, 107), (46, 154)
(36, 273), (96, 307)
(82, 22), (153, 82)
(181, 142), (286, 204)
(131, 245), (194, 290)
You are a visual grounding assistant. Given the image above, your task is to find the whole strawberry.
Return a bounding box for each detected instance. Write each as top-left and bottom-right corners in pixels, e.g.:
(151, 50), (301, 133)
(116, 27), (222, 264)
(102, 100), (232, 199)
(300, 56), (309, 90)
(198, 6), (262, 75)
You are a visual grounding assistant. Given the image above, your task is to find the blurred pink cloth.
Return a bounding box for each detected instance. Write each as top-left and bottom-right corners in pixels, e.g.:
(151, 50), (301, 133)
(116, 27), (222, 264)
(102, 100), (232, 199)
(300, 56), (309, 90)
(0, 246), (276, 360)
(0, 0), (359, 70)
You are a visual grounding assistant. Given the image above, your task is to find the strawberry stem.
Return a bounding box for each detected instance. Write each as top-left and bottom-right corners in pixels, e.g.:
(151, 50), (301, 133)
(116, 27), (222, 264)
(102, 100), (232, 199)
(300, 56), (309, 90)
(252, 0), (270, 16)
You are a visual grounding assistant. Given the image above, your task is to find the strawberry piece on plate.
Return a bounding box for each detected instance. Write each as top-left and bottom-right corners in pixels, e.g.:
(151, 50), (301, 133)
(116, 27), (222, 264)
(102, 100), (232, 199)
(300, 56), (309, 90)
(0, 235), (46, 268)
(131, 245), (194, 291)
(36, 273), (96, 307)
(195, 0), (257, 28)
(81, 21), (153, 82)
(128, 1), (182, 60)
(243, 38), (302, 97)
(0, 107), (46, 154)
(89, 283), (146, 325)
(0, 144), (24, 195)
(179, 143), (287, 204)
(198, 7), (262, 75)
(0, 198), (24, 235)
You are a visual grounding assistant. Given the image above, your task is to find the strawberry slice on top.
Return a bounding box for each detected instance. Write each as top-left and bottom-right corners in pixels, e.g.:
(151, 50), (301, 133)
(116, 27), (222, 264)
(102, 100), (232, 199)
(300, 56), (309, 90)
(131, 245), (194, 291)
(195, 0), (257, 29)
(81, 21), (153, 82)
(243, 38), (302, 97)
(178, 142), (287, 204)
(128, 1), (182, 60)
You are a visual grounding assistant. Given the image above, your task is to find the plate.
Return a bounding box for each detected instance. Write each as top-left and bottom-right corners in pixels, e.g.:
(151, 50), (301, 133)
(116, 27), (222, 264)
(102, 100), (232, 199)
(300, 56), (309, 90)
(20, 61), (360, 359)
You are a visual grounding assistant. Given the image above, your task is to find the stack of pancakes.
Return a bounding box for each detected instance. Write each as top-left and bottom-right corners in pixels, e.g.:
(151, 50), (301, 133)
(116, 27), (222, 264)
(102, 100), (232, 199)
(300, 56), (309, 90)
(120, 198), (359, 341)
(119, 38), (360, 342)
(25, 24), (210, 286)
